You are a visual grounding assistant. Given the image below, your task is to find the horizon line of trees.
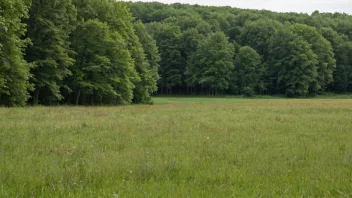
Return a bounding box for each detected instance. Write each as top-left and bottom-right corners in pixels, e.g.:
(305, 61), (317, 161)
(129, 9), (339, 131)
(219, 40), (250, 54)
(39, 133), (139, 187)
(128, 2), (352, 97)
(1, 1), (352, 106)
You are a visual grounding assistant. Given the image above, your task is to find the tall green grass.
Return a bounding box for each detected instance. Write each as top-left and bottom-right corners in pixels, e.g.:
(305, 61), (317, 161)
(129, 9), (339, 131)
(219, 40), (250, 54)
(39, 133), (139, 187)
(1, 98), (352, 197)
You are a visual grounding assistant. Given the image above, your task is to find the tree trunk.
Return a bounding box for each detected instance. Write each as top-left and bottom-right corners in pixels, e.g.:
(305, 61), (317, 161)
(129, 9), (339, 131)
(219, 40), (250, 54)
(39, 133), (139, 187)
(33, 87), (40, 105)
(75, 90), (81, 106)
(68, 93), (72, 105)
(90, 94), (94, 106)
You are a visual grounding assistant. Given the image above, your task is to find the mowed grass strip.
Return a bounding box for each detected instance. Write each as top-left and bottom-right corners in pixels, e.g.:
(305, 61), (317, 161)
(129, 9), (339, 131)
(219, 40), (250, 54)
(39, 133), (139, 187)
(1, 98), (352, 197)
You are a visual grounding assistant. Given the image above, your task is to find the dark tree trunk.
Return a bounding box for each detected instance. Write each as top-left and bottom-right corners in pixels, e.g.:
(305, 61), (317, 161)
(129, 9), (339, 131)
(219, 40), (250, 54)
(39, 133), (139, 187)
(33, 87), (40, 105)
(68, 93), (72, 105)
(90, 94), (94, 106)
(75, 90), (80, 106)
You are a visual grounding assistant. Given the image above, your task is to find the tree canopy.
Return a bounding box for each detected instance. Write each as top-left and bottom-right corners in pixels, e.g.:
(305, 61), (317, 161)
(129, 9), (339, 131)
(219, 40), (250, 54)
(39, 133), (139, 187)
(0, 0), (32, 106)
(1, 1), (352, 106)
(127, 2), (352, 97)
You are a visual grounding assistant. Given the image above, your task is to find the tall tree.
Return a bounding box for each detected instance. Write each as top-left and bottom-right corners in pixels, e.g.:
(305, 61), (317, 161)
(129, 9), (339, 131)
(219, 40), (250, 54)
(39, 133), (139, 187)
(0, 0), (32, 106)
(231, 46), (264, 95)
(269, 25), (318, 97)
(133, 21), (161, 103)
(146, 22), (184, 94)
(108, 2), (155, 103)
(186, 31), (234, 95)
(25, 0), (77, 104)
(69, 20), (137, 105)
(292, 23), (336, 92)
(333, 41), (352, 93)
(75, 0), (157, 103)
(182, 28), (205, 93)
(320, 27), (352, 93)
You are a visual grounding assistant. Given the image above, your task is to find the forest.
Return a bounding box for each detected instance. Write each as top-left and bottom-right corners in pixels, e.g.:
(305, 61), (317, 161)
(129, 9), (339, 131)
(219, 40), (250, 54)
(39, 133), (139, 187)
(1, 0), (352, 106)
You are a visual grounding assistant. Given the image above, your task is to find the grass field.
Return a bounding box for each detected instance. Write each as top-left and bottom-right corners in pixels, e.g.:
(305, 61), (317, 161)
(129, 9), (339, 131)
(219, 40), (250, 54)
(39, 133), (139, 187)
(1, 97), (352, 197)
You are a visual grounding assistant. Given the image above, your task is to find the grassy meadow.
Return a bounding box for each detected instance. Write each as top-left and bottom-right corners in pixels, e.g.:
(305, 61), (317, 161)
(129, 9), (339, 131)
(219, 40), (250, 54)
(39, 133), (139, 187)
(1, 97), (352, 197)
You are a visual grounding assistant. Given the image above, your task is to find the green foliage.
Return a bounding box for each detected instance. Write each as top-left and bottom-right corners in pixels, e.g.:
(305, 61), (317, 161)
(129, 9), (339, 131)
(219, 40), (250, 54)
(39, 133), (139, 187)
(69, 19), (136, 105)
(3, 1), (352, 106)
(181, 28), (206, 57)
(133, 21), (160, 103)
(186, 32), (234, 94)
(146, 22), (185, 93)
(319, 28), (352, 93)
(292, 24), (336, 92)
(126, 2), (352, 97)
(333, 40), (352, 92)
(68, 0), (159, 104)
(269, 25), (318, 97)
(0, 0), (32, 106)
(242, 86), (255, 97)
(25, 0), (77, 104)
(231, 46), (264, 95)
(239, 19), (281, 62)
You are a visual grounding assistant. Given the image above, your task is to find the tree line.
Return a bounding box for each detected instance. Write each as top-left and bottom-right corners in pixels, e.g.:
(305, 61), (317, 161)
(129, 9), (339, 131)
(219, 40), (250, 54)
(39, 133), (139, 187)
(1, 0), (160, 106)
(1, 1), (352, 106)
(127, 2), (352, 97)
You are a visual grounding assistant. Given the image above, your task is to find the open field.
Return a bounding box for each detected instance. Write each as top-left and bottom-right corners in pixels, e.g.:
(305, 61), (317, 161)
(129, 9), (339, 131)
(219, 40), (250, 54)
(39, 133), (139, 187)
(1, 97), (352, 197)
